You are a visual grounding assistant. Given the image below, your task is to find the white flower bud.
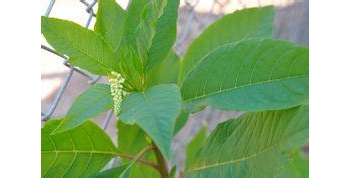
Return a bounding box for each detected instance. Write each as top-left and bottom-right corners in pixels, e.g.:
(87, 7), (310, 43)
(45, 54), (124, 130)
(109, 71), (126, 115)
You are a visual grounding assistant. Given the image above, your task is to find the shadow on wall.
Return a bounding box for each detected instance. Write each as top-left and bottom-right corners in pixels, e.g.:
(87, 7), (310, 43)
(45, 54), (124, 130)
(275, 0), (309, 45)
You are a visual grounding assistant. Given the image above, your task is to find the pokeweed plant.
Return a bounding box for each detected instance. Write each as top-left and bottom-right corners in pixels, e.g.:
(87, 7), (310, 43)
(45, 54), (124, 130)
(41, 0), (309, 177)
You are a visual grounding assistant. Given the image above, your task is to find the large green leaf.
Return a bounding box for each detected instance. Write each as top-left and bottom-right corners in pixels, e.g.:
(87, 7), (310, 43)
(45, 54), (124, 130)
(119, 84), (182, 160)
(94, 0), (126, 52)
(146, 0), (179, 70)
(117, 122), (159, 178)
(277, 149), (309, 178)
(41, 17), (118, 75)
(181, 38), (309, 112)
(185, 126), (207, 171)
(42, 120), (118, 178)
(179, 6), (275, 82)
(186, 105), (309, 178)
(52, 84), (113, 134)
(146, 51), (180, 88)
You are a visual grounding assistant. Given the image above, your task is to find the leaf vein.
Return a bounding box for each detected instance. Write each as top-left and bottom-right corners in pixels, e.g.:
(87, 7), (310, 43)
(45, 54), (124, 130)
(184, 74), (308, 102)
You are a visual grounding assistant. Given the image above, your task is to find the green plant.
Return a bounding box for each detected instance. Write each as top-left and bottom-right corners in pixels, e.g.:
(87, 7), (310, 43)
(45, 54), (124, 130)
(41, 0), (309, 177)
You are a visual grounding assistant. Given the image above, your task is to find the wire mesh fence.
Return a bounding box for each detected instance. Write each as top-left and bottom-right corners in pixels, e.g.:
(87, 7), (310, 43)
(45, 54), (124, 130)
(41, 0), (308, 169)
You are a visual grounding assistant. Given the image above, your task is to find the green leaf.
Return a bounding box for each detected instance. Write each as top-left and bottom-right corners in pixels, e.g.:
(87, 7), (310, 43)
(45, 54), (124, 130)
(186, 126), (207, 171)
(117, 122), (159, 178)
(41, 16), (118, 75)
(94, 0), (126, 52)
(119, 48), (145, 91)
(179, 6), (275, 82)
(119, 84), (182, 160)
(181, 38), (309, 112)
(146, 51), (180, 88)
(42, 120), (118, 178)
(115, 141), (160, 178)
(122, 0), (165, 61)
(91, 141), (158, 178)
(90, 165), (130, 178)
(173, 112), (189, 135)
(186, 105), (309, 178)
(169, 166), (177, 178)
(117, 0), (179, 90)
(117, 121), (150, 155)
(52, 84), (113, 134)
(277, 149), (309, 178)
(122, 0), (149, 53)
(147, 0), (179, 70)
(115, 0), (150, 90)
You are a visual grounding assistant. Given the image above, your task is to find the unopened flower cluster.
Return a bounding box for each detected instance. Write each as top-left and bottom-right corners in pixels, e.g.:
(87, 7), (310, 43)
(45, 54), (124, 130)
(109, 71), (126, 115)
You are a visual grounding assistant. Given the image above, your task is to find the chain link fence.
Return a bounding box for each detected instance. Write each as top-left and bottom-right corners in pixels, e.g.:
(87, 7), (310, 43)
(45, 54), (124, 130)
(41, 0), (308, 169)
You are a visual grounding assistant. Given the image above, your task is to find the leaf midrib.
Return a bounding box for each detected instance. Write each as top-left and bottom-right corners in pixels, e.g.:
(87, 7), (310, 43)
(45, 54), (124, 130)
(183, 74), (308, 102)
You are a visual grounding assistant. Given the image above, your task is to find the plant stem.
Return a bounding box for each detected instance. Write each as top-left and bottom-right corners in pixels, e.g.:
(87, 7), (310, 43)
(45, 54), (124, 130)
(116, 146), (159, 172)
(152, 143), (169, 178)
